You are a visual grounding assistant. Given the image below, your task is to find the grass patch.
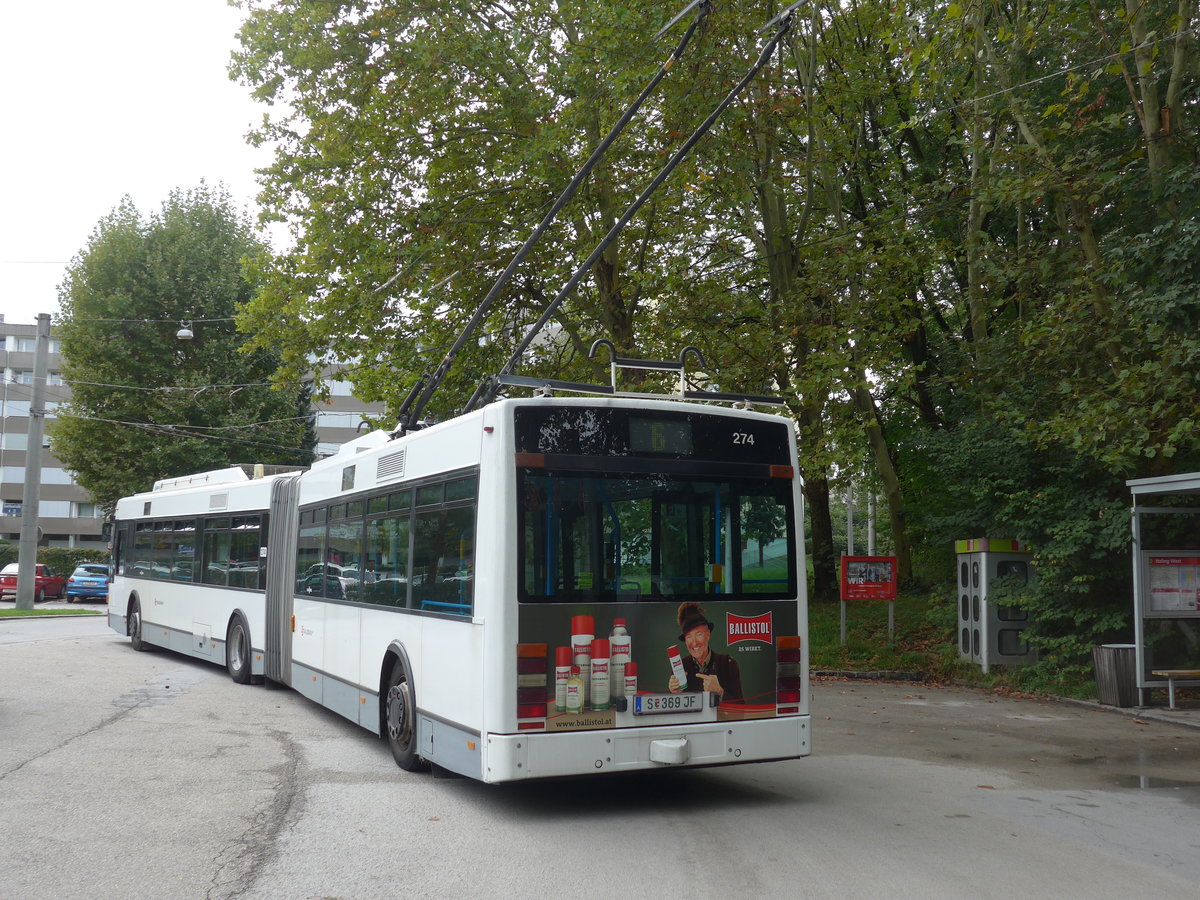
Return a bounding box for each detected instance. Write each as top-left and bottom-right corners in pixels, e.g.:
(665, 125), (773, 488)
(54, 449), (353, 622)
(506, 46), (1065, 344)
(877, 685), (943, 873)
(810, 589), (955, 675)
(809, 586), (1095, 696)
(0, 608), (103, 618)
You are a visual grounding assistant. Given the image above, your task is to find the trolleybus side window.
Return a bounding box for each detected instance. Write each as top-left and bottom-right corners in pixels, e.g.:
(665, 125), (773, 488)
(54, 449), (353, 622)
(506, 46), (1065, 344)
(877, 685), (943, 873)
(411, 504), (474, 616)
(365, 490), (411, 608)
(132, 522), (154, 577)
(409, 474), (476, 615)
(295, 474), (476, 615)
(171, 520), (197, 582)
(327, 504), (364, 602)
(229, 516), (264, 589)
(121, 516), (264, 588)
(292, 472), (475, 614)
(296, 508), (329, 598)
(202, 518), (233, 586)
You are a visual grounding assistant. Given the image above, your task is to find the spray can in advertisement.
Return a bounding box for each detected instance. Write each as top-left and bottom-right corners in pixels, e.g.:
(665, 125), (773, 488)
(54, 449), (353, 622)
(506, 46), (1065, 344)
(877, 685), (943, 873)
(565, 666), (585, 714)
(624, 660), (638, 698)
(554, 646), (572, 713)
(667, 645), (688, 691)
(571, 615), (594, 707)
(609, 618), (631, 698)
(590, 638), (611, 710)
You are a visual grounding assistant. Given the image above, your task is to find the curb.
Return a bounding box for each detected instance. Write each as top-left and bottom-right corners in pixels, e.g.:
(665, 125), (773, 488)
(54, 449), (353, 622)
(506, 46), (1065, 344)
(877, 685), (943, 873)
(813, 669), (925, 682)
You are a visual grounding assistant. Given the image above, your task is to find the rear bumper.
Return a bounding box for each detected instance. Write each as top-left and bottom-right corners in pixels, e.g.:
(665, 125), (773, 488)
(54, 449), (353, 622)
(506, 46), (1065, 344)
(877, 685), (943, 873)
(67, 587), (109, 599)
(483, 714), (810, 782)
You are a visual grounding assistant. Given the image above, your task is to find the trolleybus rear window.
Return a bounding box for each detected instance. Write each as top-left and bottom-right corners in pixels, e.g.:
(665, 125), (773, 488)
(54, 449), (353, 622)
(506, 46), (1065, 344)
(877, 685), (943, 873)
(519, 472), (795, 603)
(515, 406), (795, 603)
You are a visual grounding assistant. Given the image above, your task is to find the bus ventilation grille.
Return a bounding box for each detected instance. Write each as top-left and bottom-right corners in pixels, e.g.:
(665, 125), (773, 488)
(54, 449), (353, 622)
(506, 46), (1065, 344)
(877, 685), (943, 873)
(377, 449), (407, 482)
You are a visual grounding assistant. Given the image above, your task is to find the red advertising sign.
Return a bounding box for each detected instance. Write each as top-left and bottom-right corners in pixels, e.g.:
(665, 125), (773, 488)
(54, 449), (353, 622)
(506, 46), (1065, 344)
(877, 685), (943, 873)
(840, 556), (898, 601)
(726, 611), (774, 646)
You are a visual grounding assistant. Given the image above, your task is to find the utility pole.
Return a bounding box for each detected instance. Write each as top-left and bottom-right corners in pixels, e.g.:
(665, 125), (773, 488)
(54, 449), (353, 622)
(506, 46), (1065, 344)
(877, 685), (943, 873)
(15, 313), (50, 611)
(867, 492), (876, 556)
(845, 479), (855, 556)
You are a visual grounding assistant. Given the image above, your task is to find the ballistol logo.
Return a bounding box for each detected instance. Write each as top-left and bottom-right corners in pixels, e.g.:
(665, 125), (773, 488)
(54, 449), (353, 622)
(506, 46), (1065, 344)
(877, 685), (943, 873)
(726, 612), (773, 645)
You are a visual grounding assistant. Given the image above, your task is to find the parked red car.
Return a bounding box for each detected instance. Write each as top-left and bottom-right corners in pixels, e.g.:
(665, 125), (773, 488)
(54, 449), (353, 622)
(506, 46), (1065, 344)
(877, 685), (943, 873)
(0, 563), (67, 602)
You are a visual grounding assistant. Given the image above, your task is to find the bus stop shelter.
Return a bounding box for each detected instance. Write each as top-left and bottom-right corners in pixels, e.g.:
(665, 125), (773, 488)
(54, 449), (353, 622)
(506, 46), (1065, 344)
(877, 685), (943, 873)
(1127, 472), (1200, 707)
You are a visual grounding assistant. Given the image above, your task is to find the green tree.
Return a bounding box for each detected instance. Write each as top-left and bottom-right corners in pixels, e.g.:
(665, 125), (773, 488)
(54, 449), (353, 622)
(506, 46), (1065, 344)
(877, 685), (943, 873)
(231, 0), (693, 416)
(896, 0), (1199, 681)
(52, 185), (315, 510)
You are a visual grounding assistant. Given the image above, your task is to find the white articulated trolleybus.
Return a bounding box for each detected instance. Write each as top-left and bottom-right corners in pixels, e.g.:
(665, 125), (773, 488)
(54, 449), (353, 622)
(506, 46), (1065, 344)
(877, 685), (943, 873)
(109, 1), (815, 781)
(108, 389), (810, 781)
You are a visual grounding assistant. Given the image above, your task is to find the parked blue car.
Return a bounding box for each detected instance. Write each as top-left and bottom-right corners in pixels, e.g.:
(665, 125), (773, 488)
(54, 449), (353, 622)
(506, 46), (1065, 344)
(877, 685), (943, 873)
(66, 563), (110, 603)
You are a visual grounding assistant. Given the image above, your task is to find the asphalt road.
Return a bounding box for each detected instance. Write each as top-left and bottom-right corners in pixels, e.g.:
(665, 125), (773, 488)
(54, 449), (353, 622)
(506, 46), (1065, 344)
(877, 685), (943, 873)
(2, 616), (1198, 899)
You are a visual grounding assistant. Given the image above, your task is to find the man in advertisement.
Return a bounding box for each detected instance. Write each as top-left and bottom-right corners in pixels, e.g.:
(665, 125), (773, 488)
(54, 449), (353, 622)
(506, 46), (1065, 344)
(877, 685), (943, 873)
(667, 601), (743, 704)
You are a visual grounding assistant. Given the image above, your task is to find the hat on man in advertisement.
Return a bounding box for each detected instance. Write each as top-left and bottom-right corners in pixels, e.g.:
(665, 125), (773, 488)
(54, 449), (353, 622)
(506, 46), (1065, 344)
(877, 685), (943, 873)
(677, 601), (714, 641)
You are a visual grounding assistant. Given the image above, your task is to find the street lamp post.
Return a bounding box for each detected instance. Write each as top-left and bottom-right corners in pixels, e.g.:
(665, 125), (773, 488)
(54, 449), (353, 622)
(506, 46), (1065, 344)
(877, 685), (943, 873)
(15, 313), (50, 611)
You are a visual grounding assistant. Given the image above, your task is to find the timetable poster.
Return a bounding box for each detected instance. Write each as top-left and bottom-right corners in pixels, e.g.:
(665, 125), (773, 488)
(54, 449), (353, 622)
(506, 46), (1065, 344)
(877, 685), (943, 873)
(1147, 555), (1200, 613)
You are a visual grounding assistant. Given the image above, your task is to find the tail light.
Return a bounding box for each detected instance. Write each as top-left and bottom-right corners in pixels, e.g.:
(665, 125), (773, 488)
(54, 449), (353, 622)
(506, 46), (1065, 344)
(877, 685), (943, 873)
(516, 643), (548, 731)
(776, 635), (802, 714)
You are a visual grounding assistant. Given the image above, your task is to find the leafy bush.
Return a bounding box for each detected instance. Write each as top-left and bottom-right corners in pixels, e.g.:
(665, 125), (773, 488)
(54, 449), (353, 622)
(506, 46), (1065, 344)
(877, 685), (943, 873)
(0, 542), (107, 575)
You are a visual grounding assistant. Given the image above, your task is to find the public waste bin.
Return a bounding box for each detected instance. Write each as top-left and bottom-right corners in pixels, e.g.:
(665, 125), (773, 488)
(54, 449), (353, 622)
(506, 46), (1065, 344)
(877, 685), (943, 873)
(1092, 643), (1137, 707)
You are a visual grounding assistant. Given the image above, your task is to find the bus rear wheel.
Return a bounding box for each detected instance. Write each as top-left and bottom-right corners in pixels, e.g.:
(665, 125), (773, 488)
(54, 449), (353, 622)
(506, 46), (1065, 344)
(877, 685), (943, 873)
(384, 663), (426, 772)
(226, 616), (253, 684)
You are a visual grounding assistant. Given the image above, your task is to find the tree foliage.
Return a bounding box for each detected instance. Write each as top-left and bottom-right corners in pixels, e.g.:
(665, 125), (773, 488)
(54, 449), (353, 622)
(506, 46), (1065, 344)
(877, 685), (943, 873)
(232, 0), (1198, 678)
(232, 0), (692, 415)
(53, 185), (315, 510)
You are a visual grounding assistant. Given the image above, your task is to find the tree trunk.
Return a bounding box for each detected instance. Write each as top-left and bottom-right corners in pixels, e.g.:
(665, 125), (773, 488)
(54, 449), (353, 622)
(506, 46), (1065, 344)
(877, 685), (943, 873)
(804, 474), (837, 604)
(850, 377), (913, 582)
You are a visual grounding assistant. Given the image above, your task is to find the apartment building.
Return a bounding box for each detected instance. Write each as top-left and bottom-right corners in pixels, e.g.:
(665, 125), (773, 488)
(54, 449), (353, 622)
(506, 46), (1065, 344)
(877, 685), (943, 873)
(0, 317), (386, 549)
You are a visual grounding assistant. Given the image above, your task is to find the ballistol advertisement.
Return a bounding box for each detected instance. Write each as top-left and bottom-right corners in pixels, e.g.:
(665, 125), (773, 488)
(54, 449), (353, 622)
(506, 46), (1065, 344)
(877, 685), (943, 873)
(519, 599), (799, 729)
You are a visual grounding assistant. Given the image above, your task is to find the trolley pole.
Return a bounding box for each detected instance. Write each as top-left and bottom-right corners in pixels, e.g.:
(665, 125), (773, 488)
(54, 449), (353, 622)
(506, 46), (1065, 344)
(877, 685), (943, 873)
(15, 313), (50, 611)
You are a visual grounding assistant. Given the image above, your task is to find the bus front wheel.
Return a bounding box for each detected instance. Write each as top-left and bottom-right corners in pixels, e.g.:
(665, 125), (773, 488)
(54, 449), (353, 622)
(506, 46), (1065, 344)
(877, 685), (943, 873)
(129, 599), (146, 652)
(384, 662), (426, 772)
(226, 615), (253, 684)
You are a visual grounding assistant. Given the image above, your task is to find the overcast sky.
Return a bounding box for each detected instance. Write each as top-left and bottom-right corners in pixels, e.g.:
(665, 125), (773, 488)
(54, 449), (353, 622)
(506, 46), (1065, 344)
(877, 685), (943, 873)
(1, 0), (272, 326)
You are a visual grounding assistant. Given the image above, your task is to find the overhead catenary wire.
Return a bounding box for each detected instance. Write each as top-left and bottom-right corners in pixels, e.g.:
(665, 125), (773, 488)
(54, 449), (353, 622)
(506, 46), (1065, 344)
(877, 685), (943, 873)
(57, 412), (317, 457)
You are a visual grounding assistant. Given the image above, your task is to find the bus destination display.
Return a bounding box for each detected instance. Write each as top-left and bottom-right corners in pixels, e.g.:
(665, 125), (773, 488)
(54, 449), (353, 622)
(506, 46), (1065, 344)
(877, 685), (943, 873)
(515, 406), (789, 465)
(628, 417), (693, 455)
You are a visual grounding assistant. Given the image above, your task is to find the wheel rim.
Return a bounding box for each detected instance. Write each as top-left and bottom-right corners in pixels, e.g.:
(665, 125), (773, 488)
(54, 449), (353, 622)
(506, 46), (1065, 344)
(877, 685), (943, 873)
(130, 608), (141, 640)
(387, 678), (413, 748)
(230, 624), (245, 671)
